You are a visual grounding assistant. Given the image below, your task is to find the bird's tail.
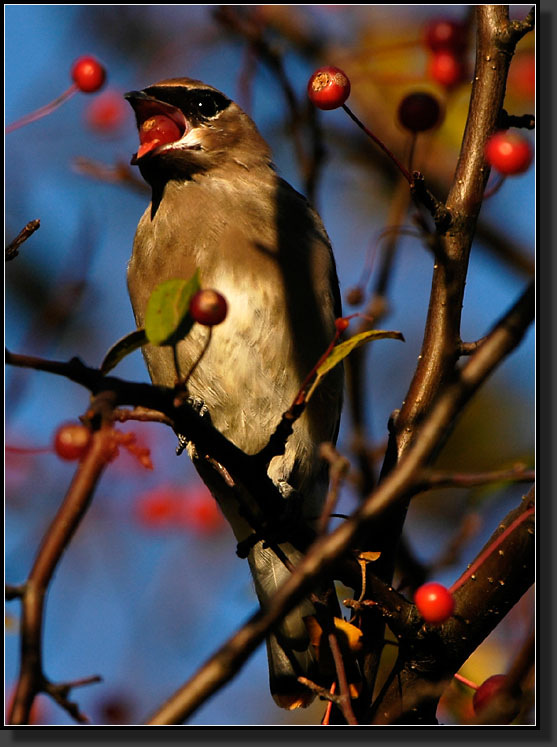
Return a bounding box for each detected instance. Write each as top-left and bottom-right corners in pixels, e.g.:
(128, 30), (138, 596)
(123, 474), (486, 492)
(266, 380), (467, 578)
(248, 540), (328, 710)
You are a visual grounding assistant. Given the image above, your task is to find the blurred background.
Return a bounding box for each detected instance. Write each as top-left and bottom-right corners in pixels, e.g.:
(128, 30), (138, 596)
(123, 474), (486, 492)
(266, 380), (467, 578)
(5, 5), (535, 726)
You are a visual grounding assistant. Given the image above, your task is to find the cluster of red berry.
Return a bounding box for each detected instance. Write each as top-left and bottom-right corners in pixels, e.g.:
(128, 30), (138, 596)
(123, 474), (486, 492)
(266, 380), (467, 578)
(424, 18), (469, 88)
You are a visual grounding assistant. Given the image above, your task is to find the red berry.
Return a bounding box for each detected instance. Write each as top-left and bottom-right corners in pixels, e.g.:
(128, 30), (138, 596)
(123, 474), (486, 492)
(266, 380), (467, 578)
(71, 55), (106, 93)
(86, 89), (128, 133)
(307, 66), (351, 110)
(189, 289), (228, 326)
(508, 54), (535, 99)
(53, 422), (92, 461)
(180, 488), (224, 534)
(98, 694), (135, 725)
(428, 51), (467, 88)
(136, 487), (178, 527)
(414, 582), (454, 624)
(397, 92), (443, 132)
(335, 317), (350, 332)
(472, 675), (522, 721)
(137, 114), (183, 158)
(484, 131), (533, 175)
(424, 18), (468, 53)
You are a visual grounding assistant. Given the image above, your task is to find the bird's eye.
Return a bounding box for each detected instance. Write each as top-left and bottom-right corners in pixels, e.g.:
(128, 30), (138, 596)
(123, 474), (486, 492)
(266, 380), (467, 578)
(189, 90), (231, 119)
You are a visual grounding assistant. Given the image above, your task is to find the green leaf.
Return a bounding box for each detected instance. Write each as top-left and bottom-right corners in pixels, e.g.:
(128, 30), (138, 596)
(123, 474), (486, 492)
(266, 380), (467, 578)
(144, 271), (201, 346)
(306, 329), (404, 401)
(100, 328), (148, 375)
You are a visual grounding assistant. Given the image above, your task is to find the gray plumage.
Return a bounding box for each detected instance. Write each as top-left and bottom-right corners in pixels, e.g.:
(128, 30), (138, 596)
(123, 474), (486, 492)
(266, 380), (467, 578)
(125, 78), (343, 709)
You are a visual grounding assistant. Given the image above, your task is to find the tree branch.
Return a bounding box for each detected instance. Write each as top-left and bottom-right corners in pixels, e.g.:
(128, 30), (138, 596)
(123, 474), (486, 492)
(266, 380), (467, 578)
(143, 279), (533, 724)
(9, 423), (114, 724)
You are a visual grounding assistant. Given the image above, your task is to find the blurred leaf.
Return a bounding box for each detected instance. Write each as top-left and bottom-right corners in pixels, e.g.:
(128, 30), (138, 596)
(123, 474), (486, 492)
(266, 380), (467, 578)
(144, 271), (201, 346)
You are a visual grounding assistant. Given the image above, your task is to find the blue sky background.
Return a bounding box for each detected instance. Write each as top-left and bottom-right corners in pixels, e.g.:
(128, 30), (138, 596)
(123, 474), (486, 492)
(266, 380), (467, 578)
(5, 5), (535, 726)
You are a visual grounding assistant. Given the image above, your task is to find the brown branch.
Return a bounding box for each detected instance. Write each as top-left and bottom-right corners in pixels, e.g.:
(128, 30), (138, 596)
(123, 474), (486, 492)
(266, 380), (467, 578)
(297, 677), (342, 705)
(72, 157), (149, 194)
(5, 219), (40, 261)
(143, 279), (533, 724)
(5, 584), (26, 600)
(326, 629), (359, 725)
(369, 487), (534, 724)
(368, 6), (535, 661)
(112, 406), (173, 427)
(8, 423), (115, 724)
(391, 5), (523, 464)
(420, 465), (535, 489)
(316, 442), (350, 535)
(499, 109), (535, 130)
(5, 350), (305, 549)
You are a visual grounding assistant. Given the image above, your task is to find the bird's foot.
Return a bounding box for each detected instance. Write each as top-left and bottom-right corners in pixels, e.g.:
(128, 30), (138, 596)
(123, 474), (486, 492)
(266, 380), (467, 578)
(175, 397), (212, 456)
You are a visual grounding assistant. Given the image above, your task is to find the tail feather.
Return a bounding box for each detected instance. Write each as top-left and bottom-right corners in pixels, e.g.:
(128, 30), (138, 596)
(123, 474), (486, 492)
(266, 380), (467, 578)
(248, 540), (323, 709)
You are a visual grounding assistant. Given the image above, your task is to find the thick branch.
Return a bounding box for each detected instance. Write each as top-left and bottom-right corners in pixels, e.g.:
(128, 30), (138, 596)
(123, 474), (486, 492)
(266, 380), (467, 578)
(371, 487), (534, 724)
(392, 5), (522, 462)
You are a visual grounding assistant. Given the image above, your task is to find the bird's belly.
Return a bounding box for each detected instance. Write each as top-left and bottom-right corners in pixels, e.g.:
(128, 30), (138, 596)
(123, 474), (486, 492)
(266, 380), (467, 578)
(180, 279), (299, 457)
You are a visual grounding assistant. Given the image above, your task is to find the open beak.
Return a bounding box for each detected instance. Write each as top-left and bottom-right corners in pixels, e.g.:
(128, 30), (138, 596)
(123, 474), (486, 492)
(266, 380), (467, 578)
(124, 90), (189, 162)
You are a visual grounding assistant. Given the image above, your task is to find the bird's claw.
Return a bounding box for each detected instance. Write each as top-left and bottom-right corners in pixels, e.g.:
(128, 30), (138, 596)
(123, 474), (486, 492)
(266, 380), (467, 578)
(175, 397), (212, 456)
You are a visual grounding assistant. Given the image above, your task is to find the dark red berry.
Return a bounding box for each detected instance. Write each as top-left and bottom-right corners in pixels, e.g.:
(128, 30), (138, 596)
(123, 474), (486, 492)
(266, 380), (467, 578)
(189, 289), (228, 326)
(473, 675), (522, 722)
(307, 66), (351, 110)
(424, 18), (468, 53)
(484, 132), (533, 175)
(71, 55), (106, 93)
(428, 51), (467, 88)
(397, 92), (443, 132)
(414, 582), (454, 624)
(335, 317), (350, 332)
(346, 286), (364, 306)
(53, 422), (92, 461)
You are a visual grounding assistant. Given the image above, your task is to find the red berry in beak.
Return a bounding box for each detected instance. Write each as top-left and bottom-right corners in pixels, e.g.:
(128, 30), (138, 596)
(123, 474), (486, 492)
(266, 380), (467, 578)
(137, 114), (183, 158)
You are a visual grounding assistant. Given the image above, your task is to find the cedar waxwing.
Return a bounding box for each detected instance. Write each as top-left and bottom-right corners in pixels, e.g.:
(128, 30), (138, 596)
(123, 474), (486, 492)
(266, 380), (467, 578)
(125, 78), (344, 709)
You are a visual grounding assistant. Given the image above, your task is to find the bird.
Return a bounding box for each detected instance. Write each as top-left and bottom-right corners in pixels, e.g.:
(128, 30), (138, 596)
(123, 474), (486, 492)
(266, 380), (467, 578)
(125, 77), (344, 710)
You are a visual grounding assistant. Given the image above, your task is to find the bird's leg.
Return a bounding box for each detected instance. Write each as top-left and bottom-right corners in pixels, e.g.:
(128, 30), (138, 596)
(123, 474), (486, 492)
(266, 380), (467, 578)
(175, 396), (212, 455)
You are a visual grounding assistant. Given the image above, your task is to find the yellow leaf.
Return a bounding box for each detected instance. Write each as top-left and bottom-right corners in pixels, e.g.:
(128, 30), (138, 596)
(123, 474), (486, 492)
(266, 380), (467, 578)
(306, 329), (404, 402)
(357, 551), (382, 563)
(334, 617), (363, 653)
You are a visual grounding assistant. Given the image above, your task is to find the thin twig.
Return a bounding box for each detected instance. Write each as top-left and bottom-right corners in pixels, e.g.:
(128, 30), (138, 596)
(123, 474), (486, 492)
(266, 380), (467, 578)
(421, 465), (535, 489)
(9, 423), (116, 724)
(317, 442), (350, 535)
(5, 219), (40, 262)
(326, 630), (359, 725)
(297, 677), (342, 705)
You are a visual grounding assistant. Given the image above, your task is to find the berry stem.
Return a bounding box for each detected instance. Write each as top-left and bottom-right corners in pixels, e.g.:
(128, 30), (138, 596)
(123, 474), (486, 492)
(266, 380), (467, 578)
(454, 673), (478, 691)
(5, 445), (52, 455)
(407, 132), (418, 174)
(449, 506), (534, 594)
(342, 104), (413, 184)
(6, 84), (79, 134)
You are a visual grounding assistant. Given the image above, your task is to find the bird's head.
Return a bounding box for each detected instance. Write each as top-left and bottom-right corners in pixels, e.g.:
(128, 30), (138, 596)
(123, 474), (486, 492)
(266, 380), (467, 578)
(125, 77), (272, 187)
